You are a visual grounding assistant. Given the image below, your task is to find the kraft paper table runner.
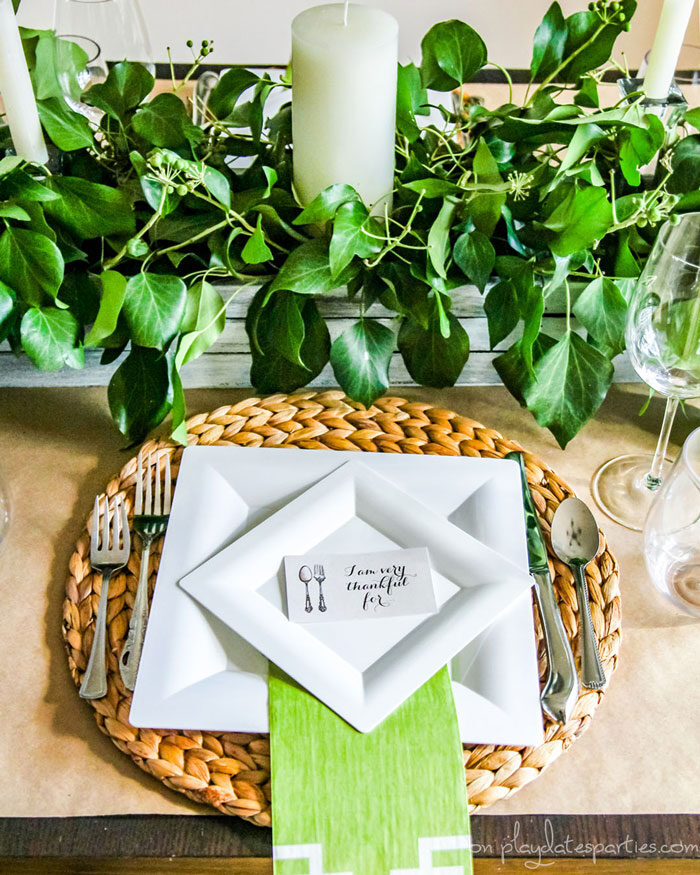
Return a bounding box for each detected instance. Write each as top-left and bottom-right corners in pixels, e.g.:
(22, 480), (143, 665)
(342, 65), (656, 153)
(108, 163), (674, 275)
(269, 665), (472, 875)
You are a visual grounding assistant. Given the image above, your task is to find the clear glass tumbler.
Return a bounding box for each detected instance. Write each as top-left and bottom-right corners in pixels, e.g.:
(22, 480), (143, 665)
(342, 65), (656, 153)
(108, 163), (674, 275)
(644, 427), (700, 617)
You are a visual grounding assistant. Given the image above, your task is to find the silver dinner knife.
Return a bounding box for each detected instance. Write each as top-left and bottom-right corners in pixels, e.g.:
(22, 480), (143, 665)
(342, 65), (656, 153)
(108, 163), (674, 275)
(506, 452), (579, 724)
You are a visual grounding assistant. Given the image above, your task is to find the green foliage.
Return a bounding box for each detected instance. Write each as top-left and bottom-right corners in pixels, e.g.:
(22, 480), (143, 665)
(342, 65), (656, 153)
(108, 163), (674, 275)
(8, 3), (697, 448)
(330, 319), (394, 406)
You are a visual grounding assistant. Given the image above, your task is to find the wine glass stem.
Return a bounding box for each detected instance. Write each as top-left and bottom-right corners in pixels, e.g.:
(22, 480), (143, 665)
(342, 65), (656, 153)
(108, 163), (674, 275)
(646, 396), (679, 491)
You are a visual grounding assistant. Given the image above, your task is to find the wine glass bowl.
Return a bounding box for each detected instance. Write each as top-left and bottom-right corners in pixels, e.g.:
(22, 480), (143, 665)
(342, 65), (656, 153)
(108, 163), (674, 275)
(593, 212), (700, 531)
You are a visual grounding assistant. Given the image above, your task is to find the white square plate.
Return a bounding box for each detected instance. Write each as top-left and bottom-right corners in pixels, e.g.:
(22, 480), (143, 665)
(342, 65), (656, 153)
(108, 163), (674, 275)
(179, 461), (533, 732)
(130, 446), (545, 746)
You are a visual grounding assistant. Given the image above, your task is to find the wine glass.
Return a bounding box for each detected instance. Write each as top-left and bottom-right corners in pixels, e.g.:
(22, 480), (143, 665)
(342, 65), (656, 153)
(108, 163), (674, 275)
(54, 0), (154, 73)
(644, 426), (700, 616)
(593, 212), (700, 531)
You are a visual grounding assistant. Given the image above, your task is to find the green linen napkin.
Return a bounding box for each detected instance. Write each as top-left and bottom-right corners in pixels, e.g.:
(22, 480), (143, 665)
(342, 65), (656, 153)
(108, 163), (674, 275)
(269, 665), (472, 875)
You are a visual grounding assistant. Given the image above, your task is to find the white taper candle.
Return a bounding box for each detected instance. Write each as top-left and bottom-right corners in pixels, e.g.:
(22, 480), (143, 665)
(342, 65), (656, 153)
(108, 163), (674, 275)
(643, 0), (695, 100)
(291, 3), (398, 213)
(0, 0), (48, 163)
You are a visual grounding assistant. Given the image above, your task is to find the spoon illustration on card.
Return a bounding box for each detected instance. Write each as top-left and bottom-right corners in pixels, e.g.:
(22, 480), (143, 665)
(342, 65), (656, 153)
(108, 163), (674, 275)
(299, 565), (314, 613)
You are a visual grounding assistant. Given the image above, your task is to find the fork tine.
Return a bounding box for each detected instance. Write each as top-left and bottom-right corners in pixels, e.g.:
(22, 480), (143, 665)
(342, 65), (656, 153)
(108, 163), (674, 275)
(154, 452), (162, 515)
(112, 494), (121, 550)
(163, 453), (172, 514)
(120, 497), (130, 555)
(102, 494), (110, 549)
(145, 452), (153, 515)
(92, 494), (99, 540)
(135, 451), (143, 516)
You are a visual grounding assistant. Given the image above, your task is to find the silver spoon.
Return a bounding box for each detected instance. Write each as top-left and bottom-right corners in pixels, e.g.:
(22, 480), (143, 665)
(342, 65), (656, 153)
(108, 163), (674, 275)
(550, 497), (606, 691)
(299, 565), (314, 613)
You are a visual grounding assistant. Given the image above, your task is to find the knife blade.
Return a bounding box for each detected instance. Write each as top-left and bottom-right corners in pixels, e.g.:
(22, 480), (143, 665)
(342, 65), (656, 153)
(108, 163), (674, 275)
(506, 451), (579, 724)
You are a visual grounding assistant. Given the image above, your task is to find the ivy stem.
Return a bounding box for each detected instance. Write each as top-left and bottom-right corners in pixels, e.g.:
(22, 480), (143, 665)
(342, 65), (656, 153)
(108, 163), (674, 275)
(565, 279), (571, 333)
(525, 22), (607, 109)
(103, 188), (168, 272)
(146, 219), (231, 268)
(365, 192), (425, 268)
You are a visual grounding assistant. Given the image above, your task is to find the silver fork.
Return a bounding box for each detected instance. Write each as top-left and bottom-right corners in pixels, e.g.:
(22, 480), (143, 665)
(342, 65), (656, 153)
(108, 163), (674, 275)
(314, 563), (327, 612)
(119, 449), (171, 690)
(79, 495), (130, 700)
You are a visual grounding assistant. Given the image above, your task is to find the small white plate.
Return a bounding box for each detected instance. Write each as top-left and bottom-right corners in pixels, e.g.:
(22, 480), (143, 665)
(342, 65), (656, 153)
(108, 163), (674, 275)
(130, 446), (545, 746)
(179, 461), (533, 733)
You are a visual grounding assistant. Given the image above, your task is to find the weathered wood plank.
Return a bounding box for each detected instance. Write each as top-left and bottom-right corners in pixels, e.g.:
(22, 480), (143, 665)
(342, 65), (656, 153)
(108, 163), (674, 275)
(0, 344), (638, 388)
(0, 285), (638, 388)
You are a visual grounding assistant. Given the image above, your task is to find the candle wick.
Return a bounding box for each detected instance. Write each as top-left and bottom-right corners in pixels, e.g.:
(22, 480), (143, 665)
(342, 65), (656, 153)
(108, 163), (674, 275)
(343, 0), (349, 26)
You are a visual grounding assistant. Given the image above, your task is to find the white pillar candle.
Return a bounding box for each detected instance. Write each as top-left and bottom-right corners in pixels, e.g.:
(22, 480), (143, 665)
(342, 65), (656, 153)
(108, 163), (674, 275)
(0, 0), (48, 164)
(292, 3), (398, 213)
(643, 0), (695, 100)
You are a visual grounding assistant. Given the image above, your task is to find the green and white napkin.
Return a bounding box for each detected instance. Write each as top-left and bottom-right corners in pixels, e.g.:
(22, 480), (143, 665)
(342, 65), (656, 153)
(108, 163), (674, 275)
(269, 665), (472, 875)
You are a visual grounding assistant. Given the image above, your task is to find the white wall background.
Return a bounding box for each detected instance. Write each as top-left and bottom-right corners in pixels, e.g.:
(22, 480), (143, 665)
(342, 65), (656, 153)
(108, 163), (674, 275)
(17, 0), (700, 68)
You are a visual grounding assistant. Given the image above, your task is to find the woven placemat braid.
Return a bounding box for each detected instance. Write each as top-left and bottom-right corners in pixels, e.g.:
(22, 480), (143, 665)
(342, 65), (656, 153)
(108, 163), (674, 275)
(62, 391), (621, 825)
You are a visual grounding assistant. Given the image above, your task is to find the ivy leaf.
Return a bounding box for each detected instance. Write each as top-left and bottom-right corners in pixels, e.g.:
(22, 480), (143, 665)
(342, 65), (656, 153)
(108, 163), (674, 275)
(572, 276), (628, 359)
(20, 306), (81, 371)
(398, 307), (470, 387)
(618, 113), (665, 187)
(524, 330), (614, 447)
(468, 139), (505, 236)
(0, 281), (16, 343)
(269, 238), (357, 296)
(453, 228), (495, 292)
(330, 319), (394, 407)
(85, 270), (127, 348)
(0, 226), (64, 306)
(0, 205), (30, 221)
(241, 215), (273, 264)
(176, 280), (226, 368)
(123, 273), (187, 350)
(531, 2), (568, 80)
(544, 185), (612, 256)
(402, 178), (460, 200)
(420, 20), (487, 91)
(43, 176), (135, 238)
(396, 62), (429, 142)
(31, 32), (89, 102)
(559, 2), (637, 82)
(667, 135), (700, 194)
(493, 333), (558, 405)
(108, 345), (173, 444)
(132, 93), (204, 150)
(37, 97), (94, 150)
(0, 168), (58, 202)
(293, 184), (360, 225)
(247, 288), (330, 392)
(83, 61), (154, 121)
(130, 151), (181, 216)
(169, 363), (188, 446)
(427, 197), (457, 279)
(208, 67), (260, 120)
(202, 166), (231, 210)
(329, 201), (380, 278)
(484, 280), (519, 348)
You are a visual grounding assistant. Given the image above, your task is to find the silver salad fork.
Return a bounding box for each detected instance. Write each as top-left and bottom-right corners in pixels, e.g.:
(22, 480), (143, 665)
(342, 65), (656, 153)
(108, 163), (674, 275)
(79, 495), (130, 700)
(119, 450), (171, 690)
(314, 564), (327, 612)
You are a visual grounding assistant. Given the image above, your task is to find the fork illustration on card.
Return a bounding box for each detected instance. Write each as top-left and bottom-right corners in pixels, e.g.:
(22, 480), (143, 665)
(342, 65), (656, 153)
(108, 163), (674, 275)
(314, 564), (327, 612)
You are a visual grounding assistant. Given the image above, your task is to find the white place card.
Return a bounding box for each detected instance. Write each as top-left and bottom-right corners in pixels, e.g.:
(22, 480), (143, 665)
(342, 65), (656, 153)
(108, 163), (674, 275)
(283, 547), (438, 625)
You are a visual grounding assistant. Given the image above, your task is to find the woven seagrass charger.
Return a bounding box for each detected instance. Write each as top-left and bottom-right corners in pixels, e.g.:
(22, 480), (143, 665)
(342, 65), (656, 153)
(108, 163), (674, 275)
(62, 391), (622, 826)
